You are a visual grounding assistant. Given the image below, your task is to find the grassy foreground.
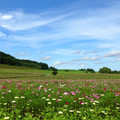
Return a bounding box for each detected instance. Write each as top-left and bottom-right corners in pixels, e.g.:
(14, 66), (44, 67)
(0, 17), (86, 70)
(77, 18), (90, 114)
(0, 64), (120, 119)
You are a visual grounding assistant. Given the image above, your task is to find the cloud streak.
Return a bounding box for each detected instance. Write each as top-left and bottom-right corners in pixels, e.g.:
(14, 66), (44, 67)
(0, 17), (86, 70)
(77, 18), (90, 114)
(40, 56), (52, 61)
(0, 10), (73, 31)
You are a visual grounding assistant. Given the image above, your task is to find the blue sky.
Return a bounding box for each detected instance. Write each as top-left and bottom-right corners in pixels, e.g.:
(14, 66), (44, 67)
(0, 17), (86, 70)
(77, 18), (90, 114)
(0, 0), (120, 71)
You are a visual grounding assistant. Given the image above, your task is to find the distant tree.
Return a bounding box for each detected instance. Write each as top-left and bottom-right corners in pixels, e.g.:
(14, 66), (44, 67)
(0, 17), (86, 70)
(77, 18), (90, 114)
(86, 68), (95, 73)
(79, 68), (95, 73)
(49, 66), (58, 71)
(79, 68), (86, 71)
(99, 67), (111, 73)
(0, 51), (49, 70)
(111, 70), (119, 74)
(52, 71), (58, 75)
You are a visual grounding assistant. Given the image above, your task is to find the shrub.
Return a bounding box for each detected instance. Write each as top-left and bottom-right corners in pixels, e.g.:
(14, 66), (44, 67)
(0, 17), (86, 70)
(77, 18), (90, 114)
(99, 67), (111, 73)
(52, 71), (58, 75)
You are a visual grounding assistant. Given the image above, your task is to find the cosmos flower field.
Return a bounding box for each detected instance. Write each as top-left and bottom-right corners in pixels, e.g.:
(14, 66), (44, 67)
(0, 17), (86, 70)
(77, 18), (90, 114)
(0, 79), (120, 120)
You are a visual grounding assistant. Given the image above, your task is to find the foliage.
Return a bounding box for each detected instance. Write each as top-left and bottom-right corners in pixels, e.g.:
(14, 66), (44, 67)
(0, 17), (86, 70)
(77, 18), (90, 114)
(49, 66), (58, 71)
(99, 67), (111, 73)
(0, 51), (49, 70)
(111, 70), (120, 74)
(52, 70), (58, 75)
(86, 68), (95, 73)
(79, 68), (95, 73)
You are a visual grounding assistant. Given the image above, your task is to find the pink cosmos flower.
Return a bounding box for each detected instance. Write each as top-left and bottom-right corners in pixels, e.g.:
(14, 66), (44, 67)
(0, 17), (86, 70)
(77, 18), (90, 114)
(3, 86), (7, 89)
(103, 88), (106, 90)
(64, 92), (69, 95)
(71, 91), (76, 95)
(38, 87), (41, 90)
(48, 95), (51, 97)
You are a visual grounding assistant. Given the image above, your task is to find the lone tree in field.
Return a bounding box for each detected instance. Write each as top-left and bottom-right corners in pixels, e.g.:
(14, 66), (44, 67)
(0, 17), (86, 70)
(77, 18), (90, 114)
(52, 70), (58, 75)
(99, 67), (111, 73)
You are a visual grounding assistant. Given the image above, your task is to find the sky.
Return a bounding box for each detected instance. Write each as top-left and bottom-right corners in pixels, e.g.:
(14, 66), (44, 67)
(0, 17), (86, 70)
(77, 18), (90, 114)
(0, 0), (120, 71)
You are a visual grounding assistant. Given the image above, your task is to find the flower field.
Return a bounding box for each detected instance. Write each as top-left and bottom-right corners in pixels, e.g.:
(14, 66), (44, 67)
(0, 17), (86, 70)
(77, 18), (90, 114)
(0, 79), (120, 120)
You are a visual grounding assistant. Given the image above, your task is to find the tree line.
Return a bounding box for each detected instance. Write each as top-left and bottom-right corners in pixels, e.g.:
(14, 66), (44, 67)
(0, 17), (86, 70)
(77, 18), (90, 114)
(79, 67), (120, 74)
(0, 51), (119, 73)
(0, 51), (49, 70)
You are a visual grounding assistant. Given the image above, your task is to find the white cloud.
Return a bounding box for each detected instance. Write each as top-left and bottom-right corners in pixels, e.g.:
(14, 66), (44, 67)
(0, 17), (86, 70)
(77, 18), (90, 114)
(73, 50), (82, 54)
(72, 56), (100, 62)
(1, 1), (119, 52)
(1, 15), (13, 20)
(81, 63), (86, 68)
(52, 61), (62, 66)
(0, 10), (72, 31)
(52, 61), (82, 66)
(103, 51), (120, 58)
(52, 49), (76, 55)
(15, 52), (29, 56)
(52, 49), (83, 55)
(0, 31), (6, 37)
(40, 56), (52, 61)
(94, 61), (105, 64)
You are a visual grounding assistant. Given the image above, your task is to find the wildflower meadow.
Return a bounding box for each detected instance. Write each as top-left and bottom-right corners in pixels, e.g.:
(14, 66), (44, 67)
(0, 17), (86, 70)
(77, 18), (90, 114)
(0, 78), (120, 120)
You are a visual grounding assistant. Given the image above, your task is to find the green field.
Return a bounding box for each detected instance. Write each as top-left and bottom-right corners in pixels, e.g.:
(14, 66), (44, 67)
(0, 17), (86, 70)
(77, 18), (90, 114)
(0, 64), (120, 80)
(0, 64), (120, 120)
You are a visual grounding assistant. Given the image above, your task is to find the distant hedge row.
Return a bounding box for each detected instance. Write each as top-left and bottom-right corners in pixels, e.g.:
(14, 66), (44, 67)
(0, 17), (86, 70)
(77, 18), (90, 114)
(79, 67), (120, 74)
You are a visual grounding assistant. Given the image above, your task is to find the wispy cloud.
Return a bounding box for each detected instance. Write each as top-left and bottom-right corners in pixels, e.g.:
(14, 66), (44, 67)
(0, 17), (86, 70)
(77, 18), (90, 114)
(0, 10), (73, 31)
(15, 52), (29, 56)
(52, 61), (85, 67)
(72, 56), (100, 62)
(0, 31), (6, 37)
(40, 56), (52, 61)
(73, 50), (82, 54)
(1, 15), (13, 20)
(52, 49), (83, 55)
(103, 51), (120, 58)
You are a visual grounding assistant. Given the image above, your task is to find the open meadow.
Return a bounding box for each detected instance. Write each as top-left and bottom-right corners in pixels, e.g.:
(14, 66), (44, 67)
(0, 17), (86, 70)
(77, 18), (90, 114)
(0, 65), (120, 120)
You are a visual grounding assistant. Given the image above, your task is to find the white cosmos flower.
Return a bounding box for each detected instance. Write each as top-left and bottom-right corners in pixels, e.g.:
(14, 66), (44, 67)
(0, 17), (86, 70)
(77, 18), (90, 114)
(11, 101), (16, 103)
(90, 109), (94, 112)
(4, 117), (9, 119)
(58, 111), (63, 114)
(3, 103), (7, 105)
(42, 97), (45, 99)
(101, 94), (104, 96)
(69, 110), (74, 112)
(52, 98), (56, 100)
(14, 96), (19, 99)
(46, 99), (50, 101)
(93, 102), (96, 105)
(21, 96), (25, 98)
(8, 90), (11, 92)
(76, 111), (81, 113)
(48, 102), (52, 104)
